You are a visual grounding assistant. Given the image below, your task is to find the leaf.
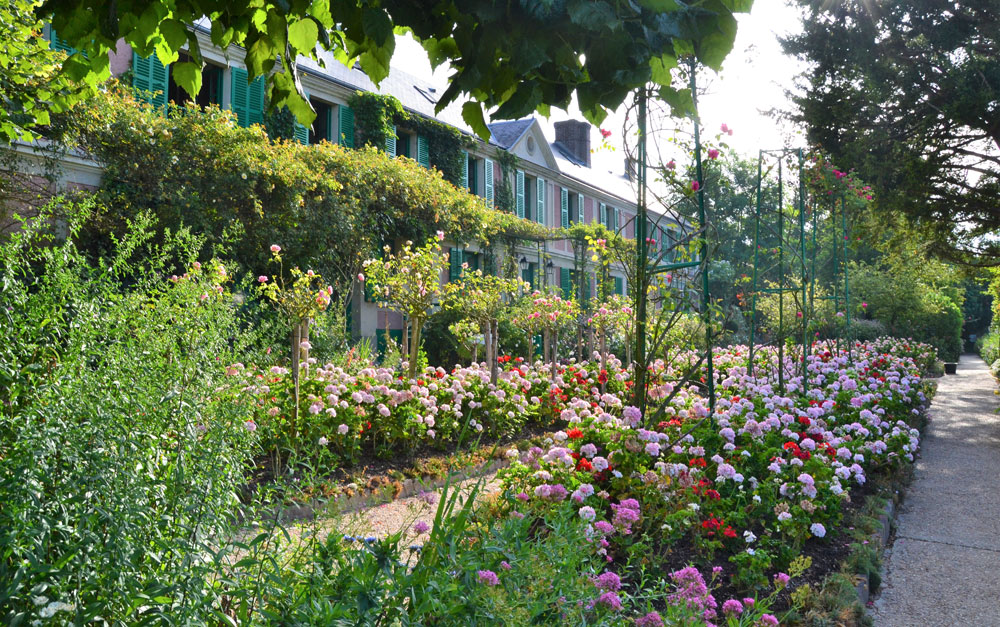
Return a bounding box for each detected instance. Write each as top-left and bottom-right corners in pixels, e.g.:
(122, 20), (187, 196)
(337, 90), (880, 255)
(696, 12), (738, 71)
(720, 0), (755, 12)
(287, 18), (319, 54)
(173, 62), (203, 100)
(649, 53), (678, 87)
(637, 0), (682, 10)
(159, 19), (189, 62)
(461, 102), (489, 140)
(567, 0), (616, 29)
(658, 85), (695, 117)
(362, 7), (393, 47)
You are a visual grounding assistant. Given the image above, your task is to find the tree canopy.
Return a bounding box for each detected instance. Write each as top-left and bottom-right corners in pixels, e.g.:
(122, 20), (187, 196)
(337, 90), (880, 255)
(782, 0), (1000, 265)
(37, 0), (753, 139)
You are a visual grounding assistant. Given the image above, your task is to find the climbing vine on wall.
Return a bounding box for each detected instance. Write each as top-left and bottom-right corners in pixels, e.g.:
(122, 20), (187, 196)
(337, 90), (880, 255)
(495, 150), (519, 216)
(349, 91), (471, 186)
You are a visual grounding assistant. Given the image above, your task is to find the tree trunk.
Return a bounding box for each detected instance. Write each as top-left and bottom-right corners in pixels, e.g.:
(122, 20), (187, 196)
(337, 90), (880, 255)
(490, 319), (499, 385)
(409, 318), (422, 379)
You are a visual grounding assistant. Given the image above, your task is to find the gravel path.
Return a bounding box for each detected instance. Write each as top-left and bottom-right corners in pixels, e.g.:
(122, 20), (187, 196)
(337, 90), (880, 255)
(871, 354), (1000, 626)
(284, 470), (504, 551)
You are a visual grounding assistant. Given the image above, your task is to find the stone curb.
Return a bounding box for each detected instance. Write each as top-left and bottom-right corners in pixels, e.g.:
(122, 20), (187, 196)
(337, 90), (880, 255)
(856, 498), (895, 605)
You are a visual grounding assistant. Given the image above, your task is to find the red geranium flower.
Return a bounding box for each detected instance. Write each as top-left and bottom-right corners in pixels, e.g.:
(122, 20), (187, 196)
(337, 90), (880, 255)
(567, 428), (584, 439)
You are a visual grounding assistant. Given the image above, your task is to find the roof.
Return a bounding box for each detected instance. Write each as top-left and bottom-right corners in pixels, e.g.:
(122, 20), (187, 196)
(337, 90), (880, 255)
(486, 119), (534, 149)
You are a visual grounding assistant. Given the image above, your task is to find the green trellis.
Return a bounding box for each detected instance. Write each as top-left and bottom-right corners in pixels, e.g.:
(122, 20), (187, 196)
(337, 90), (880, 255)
(747, 151), (853, 393)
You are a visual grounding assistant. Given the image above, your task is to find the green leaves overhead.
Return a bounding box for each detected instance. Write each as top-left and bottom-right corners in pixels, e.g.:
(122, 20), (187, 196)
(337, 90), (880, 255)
(38, 0), (751, 140)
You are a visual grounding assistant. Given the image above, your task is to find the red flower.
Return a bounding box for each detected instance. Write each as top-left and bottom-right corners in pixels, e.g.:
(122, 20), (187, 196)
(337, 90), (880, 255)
(599, 128), (612, 139)
(704, 489), (721, 501)
(577, 458), (593, 472)
(567, 428), (584, 439)
(689, 457), (707, 468)
(723, 526), (737, 539)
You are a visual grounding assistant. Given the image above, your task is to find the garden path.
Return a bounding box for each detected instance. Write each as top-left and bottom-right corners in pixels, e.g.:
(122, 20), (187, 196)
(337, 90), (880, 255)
(281, 470), (503, 553)
(871, 354), (1000, 626)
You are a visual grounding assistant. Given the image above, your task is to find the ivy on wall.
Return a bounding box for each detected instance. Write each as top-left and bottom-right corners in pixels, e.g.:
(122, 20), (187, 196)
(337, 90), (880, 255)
(349, 91), (470, 186)
(494, 150), (518, 216)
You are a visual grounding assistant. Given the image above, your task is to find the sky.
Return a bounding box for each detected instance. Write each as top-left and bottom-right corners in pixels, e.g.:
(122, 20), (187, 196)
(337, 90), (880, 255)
(389, 0), (810, 167)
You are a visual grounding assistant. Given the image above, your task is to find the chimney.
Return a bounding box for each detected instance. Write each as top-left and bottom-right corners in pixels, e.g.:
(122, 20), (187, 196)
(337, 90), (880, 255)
(554, 120), (591, 168)
(624, 157), (637, 181)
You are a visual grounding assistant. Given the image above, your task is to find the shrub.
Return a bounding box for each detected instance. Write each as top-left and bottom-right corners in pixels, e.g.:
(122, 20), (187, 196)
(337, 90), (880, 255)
(0, 210), (266, 623)
(846, 318), (887, 342)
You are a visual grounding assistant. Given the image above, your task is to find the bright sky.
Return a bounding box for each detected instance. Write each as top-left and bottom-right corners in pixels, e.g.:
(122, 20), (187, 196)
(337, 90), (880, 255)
(390, 0), (808, 167)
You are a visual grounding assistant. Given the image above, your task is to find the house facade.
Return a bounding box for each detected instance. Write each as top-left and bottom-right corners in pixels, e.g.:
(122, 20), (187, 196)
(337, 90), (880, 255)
(38, 24), (687, 347)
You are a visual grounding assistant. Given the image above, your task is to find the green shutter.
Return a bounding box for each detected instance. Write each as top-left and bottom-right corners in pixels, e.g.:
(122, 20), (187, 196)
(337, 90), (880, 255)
(515, 170), (525, 219)
(536, 178), (545, 224)
(133, 51), (170, 113)
(386, 126), (396, 156)
(461, 151), (469, 189)
(417, 135), (430, 167)
(577, 193), (585, 223)
(248, 76), (265, 127)
(560, 267), (572, 299)
(49, 28), (79, 56)
(484, 158), (494, 207)
(230, 67), (248, 126)
(293, 92), (310, 144)
(469, 156), (477, 194)
(614, 276), (624, 296)
(449, 248), (463, 282)
(612, 207), (620, 232)
(324, 105), (334, 141)
(599, 202), (607, 227)
(338, 104), (355, 147)
(560, 188), (569, 228)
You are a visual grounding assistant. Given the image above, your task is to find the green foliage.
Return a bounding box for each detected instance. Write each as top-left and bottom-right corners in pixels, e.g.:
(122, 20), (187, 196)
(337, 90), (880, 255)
(783, 0), (1000, 265)
(40, 0), (752, 136)
(349, 91), (470, 185)
(65, 86), (548, 307)
(850, 260), (964, 361)
(0, 0), (101, 142)
(0, 207), (267, 622)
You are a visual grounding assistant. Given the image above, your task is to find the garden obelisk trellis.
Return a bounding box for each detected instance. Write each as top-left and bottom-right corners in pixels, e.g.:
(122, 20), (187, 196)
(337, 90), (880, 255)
(631, 61), (716, 426)
(748, 152), (853, 393)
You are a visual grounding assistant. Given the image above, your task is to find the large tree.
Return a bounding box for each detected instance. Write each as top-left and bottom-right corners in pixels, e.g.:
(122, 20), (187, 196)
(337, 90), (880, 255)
(782, 0), (1000, 265)
(36, 0), (753, 138)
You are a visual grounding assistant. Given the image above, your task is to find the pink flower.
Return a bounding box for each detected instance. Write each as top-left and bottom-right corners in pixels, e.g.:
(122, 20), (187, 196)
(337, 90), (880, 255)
(708, 148), (719, 160)
(257, 275), (268, 283)
(862, 301), (868, 308)
(477, 570), (499, 586)
(691, 180), (700, 192)
(270, 244), (281, 253)
(600, 128), (612, 139)
(357, 273), (365, 282)
(666, 160), (676, 170)
(243, 420), (257, 432)
(436, 230), (445, 241)
(720, 123), (733, 136)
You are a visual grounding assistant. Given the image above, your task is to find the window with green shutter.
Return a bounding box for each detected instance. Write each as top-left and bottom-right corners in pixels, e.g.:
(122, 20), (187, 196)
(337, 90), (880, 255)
(133, 51), (170, 113)
(230, 67), (264, 128)
(614, 276), (624, 296)
(309, 100), (334, 143)
(484, 158), (494, 207)
(461, 151), (469, 189)
(577, 193), (585, 223)
(449, 248), (463, 282)
(385, 126), (397, 155)
(417, 135), (430, 167)
(49, 28), (80, 56)
(560, 267), (572, 299)
(536, 178), (546, 225)
(612, 207), (620, 232)
(599, 202), (607, 227)
(515, 170), (525, 218)
(560, 188), (569, 228)
(338, 104), (355, 147)
(293, 91), (310, 144)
